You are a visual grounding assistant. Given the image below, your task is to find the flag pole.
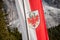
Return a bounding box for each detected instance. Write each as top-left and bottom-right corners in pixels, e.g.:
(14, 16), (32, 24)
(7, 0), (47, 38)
(22, 0), (29, 40)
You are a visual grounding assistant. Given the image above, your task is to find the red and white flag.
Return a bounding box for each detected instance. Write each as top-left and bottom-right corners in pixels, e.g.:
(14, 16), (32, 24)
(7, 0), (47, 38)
(24, 0), (49, 40)
(15, 0), (49, 40)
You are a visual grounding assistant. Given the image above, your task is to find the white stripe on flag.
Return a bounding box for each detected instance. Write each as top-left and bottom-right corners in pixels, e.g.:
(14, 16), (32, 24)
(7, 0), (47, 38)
(15, 0), (28, 40)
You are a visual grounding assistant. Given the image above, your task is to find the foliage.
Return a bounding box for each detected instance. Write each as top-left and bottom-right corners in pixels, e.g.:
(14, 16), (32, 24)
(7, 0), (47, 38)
(48, 25), (60, 40)
(0, 0), (22, 40)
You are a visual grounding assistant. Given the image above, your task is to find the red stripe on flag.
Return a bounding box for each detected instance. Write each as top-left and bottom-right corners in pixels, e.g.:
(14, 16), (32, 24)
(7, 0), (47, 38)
(29, 0), (49, 40)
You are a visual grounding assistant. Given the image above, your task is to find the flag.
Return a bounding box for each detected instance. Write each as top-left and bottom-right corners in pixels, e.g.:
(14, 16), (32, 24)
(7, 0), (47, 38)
(15, 0), (49, 40)
(24, 0), (49, 40)
(29, 0), (49, 40)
